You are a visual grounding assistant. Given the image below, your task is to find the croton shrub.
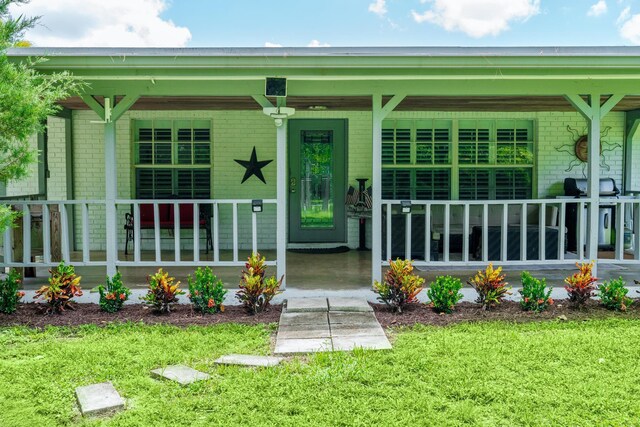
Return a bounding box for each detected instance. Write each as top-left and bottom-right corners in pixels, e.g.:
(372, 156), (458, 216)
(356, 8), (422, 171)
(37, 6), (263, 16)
(564, 262), (597, 308)
(373, 258), (425, 313)
(468, 263), (511, 310)
(0, 269), (24, 314)
(34, 261), (83, 314)
(236, 252), (282, 315)
(141, 269), (184, 313)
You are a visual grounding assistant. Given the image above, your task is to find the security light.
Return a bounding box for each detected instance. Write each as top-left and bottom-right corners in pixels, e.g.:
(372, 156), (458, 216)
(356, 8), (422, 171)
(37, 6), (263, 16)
(401, 200), (412, 214)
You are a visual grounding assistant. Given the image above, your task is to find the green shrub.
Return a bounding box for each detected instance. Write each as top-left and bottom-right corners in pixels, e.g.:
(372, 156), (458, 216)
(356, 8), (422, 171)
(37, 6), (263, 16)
(519, 271), (553, 312)
(188, 267), (227, 314)
(141, 269), (184, 314)
(34, 261), (83, 314)
(98, 272), (131, 313)
(0, 269), (24, 314)
(426, 275), (463, 314)
(598, 277), (633, 311)
(468, 263), (511, 310)
(373, 259), (425, 313)
(564, 262), (597, 308)
(236, 252), (282, 315)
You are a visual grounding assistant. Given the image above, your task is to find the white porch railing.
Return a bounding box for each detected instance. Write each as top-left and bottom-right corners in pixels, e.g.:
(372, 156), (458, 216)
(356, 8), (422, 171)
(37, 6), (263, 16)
(380, 198), (640, 268)
(0, 199), (277, 269)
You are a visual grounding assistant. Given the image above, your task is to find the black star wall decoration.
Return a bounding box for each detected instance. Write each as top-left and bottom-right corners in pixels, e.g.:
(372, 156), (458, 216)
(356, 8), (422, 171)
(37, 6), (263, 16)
(234, 146), (273, 184)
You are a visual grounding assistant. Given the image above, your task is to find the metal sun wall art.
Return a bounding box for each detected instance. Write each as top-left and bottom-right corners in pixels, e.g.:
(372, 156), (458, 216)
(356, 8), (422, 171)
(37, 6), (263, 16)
(555, 125), (620, 177)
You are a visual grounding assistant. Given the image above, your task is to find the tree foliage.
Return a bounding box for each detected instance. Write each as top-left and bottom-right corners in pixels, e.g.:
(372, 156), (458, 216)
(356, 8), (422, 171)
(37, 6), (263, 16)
(0, 0), (82, 231)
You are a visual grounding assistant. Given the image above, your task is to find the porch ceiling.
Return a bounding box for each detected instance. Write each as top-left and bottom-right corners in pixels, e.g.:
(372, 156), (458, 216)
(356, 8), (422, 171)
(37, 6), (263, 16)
(58, 95), (640, 112)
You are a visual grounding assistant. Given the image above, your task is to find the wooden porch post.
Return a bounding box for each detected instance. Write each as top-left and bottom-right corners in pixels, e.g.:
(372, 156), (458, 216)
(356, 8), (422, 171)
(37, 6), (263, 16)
(371, 94), (405, 284)
(565, 93), (623, 276)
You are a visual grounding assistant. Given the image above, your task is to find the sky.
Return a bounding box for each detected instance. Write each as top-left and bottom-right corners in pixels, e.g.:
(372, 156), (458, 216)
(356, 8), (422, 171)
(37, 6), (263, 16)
(9, 0), (640, 48)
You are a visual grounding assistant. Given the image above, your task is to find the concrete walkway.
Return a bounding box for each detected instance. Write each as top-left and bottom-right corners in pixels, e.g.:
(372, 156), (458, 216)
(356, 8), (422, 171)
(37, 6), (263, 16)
(274, 297), (391, 354)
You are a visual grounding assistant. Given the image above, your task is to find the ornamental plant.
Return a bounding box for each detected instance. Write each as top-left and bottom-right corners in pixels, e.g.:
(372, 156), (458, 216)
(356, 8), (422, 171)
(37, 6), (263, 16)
(373, 259), (425, 313)
(98, 272), (131, 313)
(141, 269), (184, 314)
(236, 252), (282, 315)
(564, 262), (597, 308)
(598, 277), (633, 312)
(426, 275), (463, 314)
(0, 269), (24, 314)
(188, 267), (227, 314)
(468, 263), (511, 310)
(519, 271), (553, 312)
(34, 261), (82, 314)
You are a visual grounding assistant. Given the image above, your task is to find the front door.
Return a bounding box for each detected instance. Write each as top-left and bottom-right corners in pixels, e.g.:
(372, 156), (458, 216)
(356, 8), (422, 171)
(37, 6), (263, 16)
(289, 119), (347, 243)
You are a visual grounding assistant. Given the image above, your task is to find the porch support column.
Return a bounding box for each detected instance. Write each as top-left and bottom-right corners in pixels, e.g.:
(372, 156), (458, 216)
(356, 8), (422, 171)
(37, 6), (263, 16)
(81, 94), (139, 276)
(371, 93), (406, 284)
(565, 93), (623, 276)
(276, 119), (287, 289)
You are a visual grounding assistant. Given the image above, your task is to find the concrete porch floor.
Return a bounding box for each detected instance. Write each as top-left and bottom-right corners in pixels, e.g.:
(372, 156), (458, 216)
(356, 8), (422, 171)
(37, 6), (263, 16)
(17, 248), (640, 290)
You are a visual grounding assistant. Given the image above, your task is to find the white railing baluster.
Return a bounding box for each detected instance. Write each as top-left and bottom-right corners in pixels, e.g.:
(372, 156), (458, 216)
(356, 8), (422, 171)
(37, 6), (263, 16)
(386, 203), (392, 261)
(59, 203), (70, 262)
(43, 204), (51, 264)
(133, 203), (141, 263)
(539, 202), (546, 261)
(578, 201), (585, 260)
(405, 212), (411, 260)
(443, 204), (450, 263)
(501, 204), (508, 261)
(213, 202), (220, 263)
(252, 210), (258, 255)
(82, 203), (90, 263)
(558, 202), (566, 260)
(22, 203), (31, 265)
(3, 224), (12, 265)
(232, 202), (238, 262)
(520, 203), (527, 261)
(193, 202), (200, 263)
(154, 203), (161, 263)
(174, 202), (180, 263)
(482, 204), (488, 262)
(462, 203), (469, 263)
(616, 202), (625, 260)
(635, 201), (640, 261)
(425, 203), (431, 262)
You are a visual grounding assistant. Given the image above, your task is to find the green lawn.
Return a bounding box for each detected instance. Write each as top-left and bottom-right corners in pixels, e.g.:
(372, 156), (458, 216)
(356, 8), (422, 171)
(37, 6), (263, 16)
(1, 319), (640, 426)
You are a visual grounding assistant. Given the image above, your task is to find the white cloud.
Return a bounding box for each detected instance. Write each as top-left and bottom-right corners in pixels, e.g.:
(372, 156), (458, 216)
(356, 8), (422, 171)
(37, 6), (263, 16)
(368, 0), (387, 17)
(587, 0), (608, 17)
(9, 0), (191, 47)
(411, 0), (540, 38)
(619, 13), (640, 44)
(264, 41), (283, 47)
(307, 39), (330, 47)
(617, 6), (631, 24)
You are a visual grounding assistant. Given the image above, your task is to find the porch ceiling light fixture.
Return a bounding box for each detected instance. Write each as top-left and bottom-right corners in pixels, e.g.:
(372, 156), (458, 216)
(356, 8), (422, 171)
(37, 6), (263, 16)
(401, 200), (412, 214)
(262, 106), (295, 127)
(252, 199), (263, 213)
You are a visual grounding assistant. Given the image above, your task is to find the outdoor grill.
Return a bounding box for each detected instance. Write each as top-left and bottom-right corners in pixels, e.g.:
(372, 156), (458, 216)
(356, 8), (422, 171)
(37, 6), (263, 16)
(563, 177), (620, 251)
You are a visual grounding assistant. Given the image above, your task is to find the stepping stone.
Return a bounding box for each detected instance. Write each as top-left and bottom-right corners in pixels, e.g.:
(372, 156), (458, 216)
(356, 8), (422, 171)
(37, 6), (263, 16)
(329, 312), (380, 326)
(279, 312), (328, 326)
(332, 335), (392, 351)
(328, 297), (373, 312)
(150, 365), (210, 385)
(214, 354), (284, 367)
(277, 323), (331, 339)
(274, 338), (332, 354)
(75, 382), (125, 417)
(286, 297), (328, 313)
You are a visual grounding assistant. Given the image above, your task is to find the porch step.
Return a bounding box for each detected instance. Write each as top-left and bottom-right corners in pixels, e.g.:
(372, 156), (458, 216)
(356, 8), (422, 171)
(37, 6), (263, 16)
(275, 298), (390, 354)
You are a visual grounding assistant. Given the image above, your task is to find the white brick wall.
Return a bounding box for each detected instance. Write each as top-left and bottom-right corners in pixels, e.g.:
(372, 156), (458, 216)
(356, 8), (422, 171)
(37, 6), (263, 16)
(33, 108), (626, 252)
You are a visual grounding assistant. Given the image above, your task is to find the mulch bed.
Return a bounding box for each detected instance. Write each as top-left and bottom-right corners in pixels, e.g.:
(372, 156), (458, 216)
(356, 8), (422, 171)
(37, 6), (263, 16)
(0, 303), (282, 328)
(372, 299), (640, 328)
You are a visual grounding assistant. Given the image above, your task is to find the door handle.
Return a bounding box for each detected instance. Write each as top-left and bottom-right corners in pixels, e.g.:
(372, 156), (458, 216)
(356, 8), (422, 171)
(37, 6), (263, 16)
(290, 177), (297, 193)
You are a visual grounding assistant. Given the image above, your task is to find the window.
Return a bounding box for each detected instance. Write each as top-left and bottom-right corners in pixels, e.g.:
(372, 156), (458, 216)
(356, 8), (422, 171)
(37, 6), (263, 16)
(133, 119), (211, 199)
(381, 119), (534, 200)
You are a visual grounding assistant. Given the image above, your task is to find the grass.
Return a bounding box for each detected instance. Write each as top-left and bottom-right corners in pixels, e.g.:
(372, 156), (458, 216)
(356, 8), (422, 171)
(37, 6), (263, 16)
(1, 319), (640, 426)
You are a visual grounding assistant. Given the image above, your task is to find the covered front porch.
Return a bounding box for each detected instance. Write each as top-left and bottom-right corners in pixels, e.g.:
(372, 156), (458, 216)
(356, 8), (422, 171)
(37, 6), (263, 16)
(4, 47), (640, 289)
